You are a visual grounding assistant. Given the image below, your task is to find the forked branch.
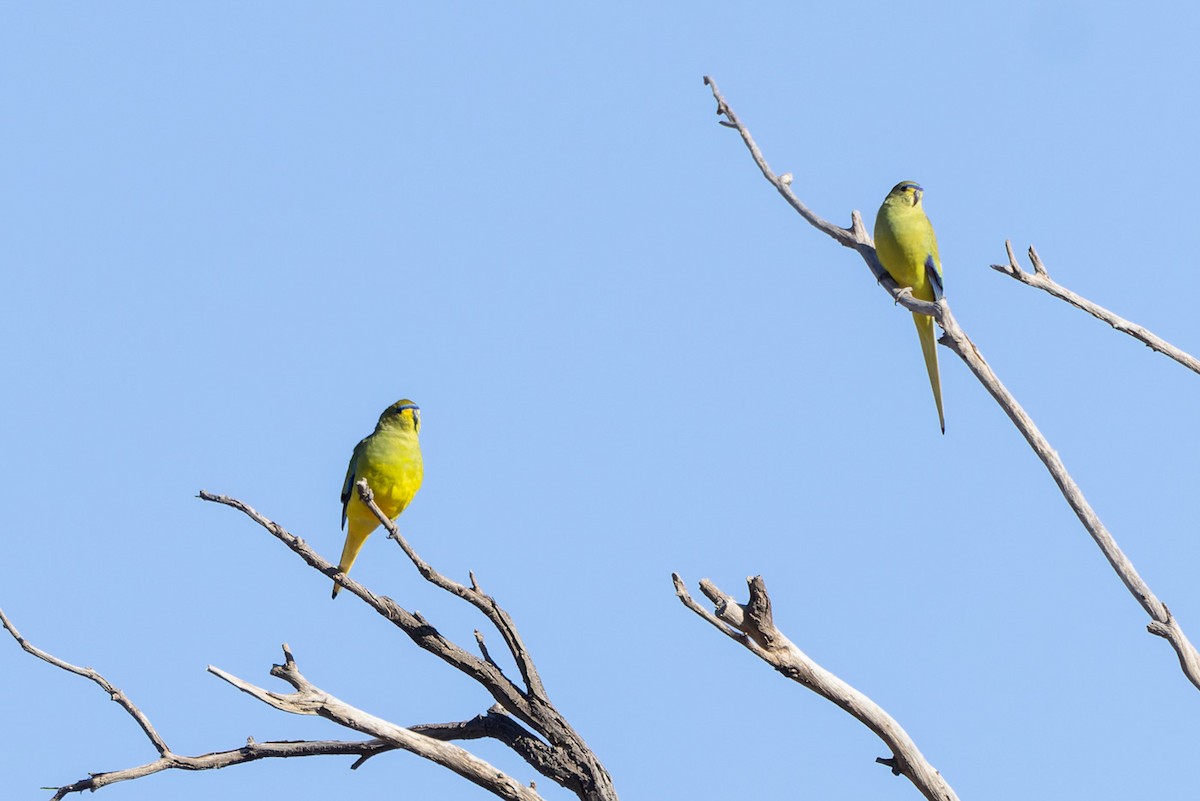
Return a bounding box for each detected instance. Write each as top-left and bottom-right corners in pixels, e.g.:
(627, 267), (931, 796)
(4, 489), (616, 799)
(702, 75), (1200, 691)
(355, 478), (547, 699)
(992, 241), (1200, 375)
(0, 608), (422, 800)
(673, 575), (959, 801)
(209, 644), (543, 801)
(0, 608), (169, 755)
(199, 488), (617, 800)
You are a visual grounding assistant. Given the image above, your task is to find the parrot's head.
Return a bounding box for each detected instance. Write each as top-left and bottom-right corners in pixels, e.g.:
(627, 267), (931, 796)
(886, 181), (924, 208)
(378, 399), (421, 433)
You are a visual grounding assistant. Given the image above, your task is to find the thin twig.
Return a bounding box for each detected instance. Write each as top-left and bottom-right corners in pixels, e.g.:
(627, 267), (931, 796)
(992, 240), (1200, 375)
(45, 740), (403, 800)
(674, 575), (960, 801)
(0, 608), (415, 799)
(0, 608), (170, 755)
(702, 75), (1200, 690)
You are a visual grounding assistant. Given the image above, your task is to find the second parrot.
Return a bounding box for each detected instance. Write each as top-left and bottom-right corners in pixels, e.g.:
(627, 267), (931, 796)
(874, 181), (945, 434)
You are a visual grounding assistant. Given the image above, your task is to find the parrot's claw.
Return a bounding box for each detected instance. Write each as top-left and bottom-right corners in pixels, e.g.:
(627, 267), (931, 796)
(893, 285), (914, 306)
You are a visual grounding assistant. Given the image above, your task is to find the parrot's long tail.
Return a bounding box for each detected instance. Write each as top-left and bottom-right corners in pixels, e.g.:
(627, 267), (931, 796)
(912, 312), (945, 434)
(331, 524), (371, 599)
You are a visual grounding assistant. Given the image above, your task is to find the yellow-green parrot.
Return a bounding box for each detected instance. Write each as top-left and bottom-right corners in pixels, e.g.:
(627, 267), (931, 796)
(333, 399), (424, 598)
(874, 181), (945, 433)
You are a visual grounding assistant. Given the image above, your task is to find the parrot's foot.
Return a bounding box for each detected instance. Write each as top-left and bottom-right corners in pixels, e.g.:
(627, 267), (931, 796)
(892, 285), (914, 306)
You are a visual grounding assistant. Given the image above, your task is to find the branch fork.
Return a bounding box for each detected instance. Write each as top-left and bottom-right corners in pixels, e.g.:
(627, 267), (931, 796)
(702, 74), (1200, 692)
(3, 487), (617, 800)
(674, 575), (960, 801)
(991, 241), (1200, 375)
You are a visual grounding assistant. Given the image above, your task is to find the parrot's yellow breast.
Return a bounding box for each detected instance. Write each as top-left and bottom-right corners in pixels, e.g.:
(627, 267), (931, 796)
(874, 208), (936, 301)
(352, 429), (423, 523)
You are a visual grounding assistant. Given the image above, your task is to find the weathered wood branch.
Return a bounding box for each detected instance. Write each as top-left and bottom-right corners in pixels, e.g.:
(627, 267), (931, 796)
(4, 489), (617, 800)
(702, 74), (1200, 692)
(673, 575), (960, 801)
(355, 478), (547, 699)
(199, 489), (618, 800)
(411, 706), (571, 784)
(991, 240), (1200, 375)
(209, 644), (544, 801)
(0, 608), (170, 756)
(0, 608), (409, 799)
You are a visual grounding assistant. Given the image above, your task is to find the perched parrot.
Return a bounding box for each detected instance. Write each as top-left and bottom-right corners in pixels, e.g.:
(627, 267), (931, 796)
(333, 399), (424, 598)
(874, 181), (945, 434)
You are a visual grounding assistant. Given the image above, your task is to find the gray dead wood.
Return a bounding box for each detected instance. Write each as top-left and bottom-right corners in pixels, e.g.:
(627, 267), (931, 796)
(0, 607), (423, 800)
(674, 575), (960, 801)
(200, 485), (617, 800)
(992, 240), (1200, 375)
(701, 75), (1200, 692)
(3, 485), (616, 800)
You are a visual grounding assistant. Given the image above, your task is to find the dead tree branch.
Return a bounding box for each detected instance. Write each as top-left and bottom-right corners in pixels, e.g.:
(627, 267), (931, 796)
(673, 575), (960, 801)
(356, 478), (547, 698)
(0, 607), (408, 799)
(199, 488), (617, 800)
(5, 489), (615, 799)
(702, 75), (1200, 690)
(991, 240), (1200, 375)
(209, 644), (544, 801)
(0, 607), (169, 756)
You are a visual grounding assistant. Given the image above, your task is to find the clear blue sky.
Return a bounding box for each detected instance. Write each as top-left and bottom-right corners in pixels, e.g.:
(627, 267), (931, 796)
(4, 3), (1199, 800)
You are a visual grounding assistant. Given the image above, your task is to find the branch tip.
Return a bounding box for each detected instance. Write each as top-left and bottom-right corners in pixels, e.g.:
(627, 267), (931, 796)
(1028, 244), (1048, 277)
(698, 578), (721, 605)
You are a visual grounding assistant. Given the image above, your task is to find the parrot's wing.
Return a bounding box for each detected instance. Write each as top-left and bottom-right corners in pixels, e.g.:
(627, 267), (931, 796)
(925, 253), (944, 301)
(340, 437), (368, 530)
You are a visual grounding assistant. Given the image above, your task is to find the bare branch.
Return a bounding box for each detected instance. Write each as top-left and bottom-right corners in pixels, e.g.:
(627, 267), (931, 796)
(476, 629), (505, 672)
(209, 645), (545, 801)
(991, 240), (1200, 375)
(675, 575), (960, 801)
(671, 574), (750, 647)
(353, 477), (615, 798)
(4, 604), (588, 798)
(702, 75), (939, 319)
(412, 706), (577, 788)
(0, 608), (417, 799)
(199, 490), (618, 801)
(198, 491), (529, 710)
(704, 76), (857, 249)
(44, 739), (404, 800)
(703, 76), (1200, 692)
(935, 310), (1200, 685)
(0, 607), (170, 755)
(354, 478), (547, 699)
